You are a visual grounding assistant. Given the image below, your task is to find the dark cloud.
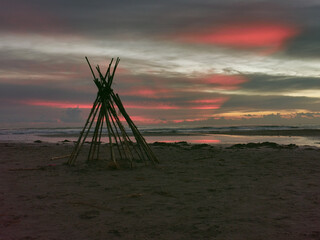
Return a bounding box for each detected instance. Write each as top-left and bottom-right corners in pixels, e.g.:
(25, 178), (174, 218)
(174, 112), (320, 127)
(241, 74), (320, 93)
(276, 4), (320, 58)
(0, 104), (61, 124)
(0, 50), (86, 76)
(0, 0), (68, 34)
(220, 94), (320, 112)
(283, 26), (320, 59)
(1, 0), (306, 38)
(61, 108), (82, 123)
(0, 83), (94, 103)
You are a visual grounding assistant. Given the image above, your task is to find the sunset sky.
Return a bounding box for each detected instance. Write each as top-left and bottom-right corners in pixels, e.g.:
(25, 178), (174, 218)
(1, 0), (320, 128)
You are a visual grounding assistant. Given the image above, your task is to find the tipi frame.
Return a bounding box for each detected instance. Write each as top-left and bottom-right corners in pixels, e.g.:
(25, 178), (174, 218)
(67, 57), (158, 168)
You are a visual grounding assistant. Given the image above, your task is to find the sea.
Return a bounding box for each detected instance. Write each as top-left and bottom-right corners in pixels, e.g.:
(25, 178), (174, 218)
(1, 125), (320, 147)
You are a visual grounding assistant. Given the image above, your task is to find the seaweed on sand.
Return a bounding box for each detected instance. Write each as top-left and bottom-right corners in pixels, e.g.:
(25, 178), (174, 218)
(227, 142), (298, 149)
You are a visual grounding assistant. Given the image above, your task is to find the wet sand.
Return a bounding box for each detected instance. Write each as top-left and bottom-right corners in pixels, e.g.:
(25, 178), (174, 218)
(1, 141), (320, 239)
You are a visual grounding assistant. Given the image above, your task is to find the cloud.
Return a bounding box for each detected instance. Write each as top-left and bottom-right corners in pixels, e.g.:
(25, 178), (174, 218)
(0, 0), (68, 35)
(1, 0), (306, 40)
(0, 83), (93, 103)
(120, 86), (173, 99)
(220, 94), (320, 113)
(21, 100), (92, 109)
(237, 74), (320, 96)
(174, 22), (298, 54)
(283, 26), (320, 59)
(170, 112), (320, 127)
(61, 108), (82, 123)
(0, 104), (61, 125)
(200, 74), (248, 90)
(1, 0), (320, 127)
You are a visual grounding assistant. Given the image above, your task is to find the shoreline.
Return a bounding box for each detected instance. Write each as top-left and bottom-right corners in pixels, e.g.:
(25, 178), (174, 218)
(2, 128), (320, 147)
(37, 128), (320, 137)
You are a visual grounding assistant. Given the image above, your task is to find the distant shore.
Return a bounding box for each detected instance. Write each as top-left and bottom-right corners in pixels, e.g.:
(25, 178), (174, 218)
(207, 129), (320, 137)
(1, 141), (320, 239)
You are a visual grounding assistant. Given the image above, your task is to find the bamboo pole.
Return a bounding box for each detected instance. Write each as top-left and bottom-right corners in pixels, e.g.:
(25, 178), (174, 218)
(68, 96), (100, 165)
(103, 102), (117, 167)
(71, 101), (102, 164)
(96, 113), (104, 160)
(96, 65), (108, 88)
(68, 57), (158, 168)
(108, 58), (120, 87)
(112, 92), (158, 164)
(118, 94), (157, 163)
(107, 106), (125, 161)
(104, 58), (113, 82)
(108, 99), (137, 163)
(88, 106), (104, 161)
(110, 101), (145, 164)
(109, 109), (125, 156)
(85, 56), (97, 80)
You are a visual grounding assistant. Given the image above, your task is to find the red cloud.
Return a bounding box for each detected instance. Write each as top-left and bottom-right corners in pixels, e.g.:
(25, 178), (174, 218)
(203, 75), (247, 86)
(125, 102), (179, 110)
(122, 87), (172, 99)
(21, 99), (179, 110)
(177, 22), (299, 54)
(188, 97), (229, 110)
(22, 100), (92, 109)
(190, 105), (220, 110)
(190, 98), (229, 104)
(195, 74), (248, 90)
(172, 117), (208, 123)
(120, 116), (166, 125)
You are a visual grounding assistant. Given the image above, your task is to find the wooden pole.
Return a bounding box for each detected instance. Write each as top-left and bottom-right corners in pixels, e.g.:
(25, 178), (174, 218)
(108, 100), (136, 163)
(88, 106), (104, 161)
(103, 102), (117, 167)
(85, 56), (97, 80)
(68, 96), (100, 165)
(112, 93), (158, 164)
(96, 113), (104, 160)
(104, 58), (113, 81)
(107, 106), (125, 161)
(68, 57), (158, 168)
(108, 58), (120, 87)
(73, 101), (102, 164)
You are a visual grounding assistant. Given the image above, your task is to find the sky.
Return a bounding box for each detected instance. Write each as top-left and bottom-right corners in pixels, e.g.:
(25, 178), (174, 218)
(1, 0), (320, 128)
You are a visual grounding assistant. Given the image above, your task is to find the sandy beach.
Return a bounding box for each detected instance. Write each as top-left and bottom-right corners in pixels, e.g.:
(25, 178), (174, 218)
(1, 141), (320, 239)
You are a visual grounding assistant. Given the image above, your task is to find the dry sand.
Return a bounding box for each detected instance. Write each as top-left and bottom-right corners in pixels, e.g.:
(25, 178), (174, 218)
(1, 141), (320, 240)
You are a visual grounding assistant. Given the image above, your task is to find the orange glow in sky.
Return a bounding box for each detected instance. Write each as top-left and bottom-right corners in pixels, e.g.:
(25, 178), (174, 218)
(121, 115), (166, 124)
(203, 75), (248, 86)
(125, 103), (179, 110)
(122, 87), (171, 99)
(22, 100), (92, 109)
(21, 99), (179, 110)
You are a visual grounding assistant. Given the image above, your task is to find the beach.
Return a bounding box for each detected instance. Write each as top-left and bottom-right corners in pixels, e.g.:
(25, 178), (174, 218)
(1, 141), (320, 240)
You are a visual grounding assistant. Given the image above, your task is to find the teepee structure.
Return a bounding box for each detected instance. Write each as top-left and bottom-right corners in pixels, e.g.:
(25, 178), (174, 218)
(67, 57), (158, 168)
